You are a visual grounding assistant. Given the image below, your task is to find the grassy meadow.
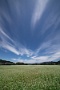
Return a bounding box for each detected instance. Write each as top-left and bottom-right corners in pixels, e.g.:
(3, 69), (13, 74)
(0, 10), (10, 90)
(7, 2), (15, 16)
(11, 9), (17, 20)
(0, 65), (60, 90)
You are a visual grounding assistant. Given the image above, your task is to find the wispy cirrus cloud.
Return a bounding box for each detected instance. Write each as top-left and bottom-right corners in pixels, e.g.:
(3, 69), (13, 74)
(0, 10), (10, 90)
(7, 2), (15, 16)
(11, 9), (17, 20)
(0, 27), (33, 56)
(0, 0), (60, 63)
(0, 26), (60, 63)
(35, 39), (60, 56)
(19, 48), (33, 57)
(0, 27), (20, 55)
(1, 43), (20, 55)
(31, 0), (48, 28)
(41, 1), (60, 34)
(12, 51), (60, 63)
(34, 40), (52, 56)
(48, 52), (60, 61)
(0, 27), (13, 42)
(32, 51), (60, 63)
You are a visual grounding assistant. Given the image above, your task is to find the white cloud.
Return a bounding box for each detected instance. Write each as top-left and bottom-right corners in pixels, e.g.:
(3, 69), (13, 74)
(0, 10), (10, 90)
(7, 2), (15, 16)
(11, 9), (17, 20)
(11, 51), (60, 63)
(0, 27), (13, 42)
(12, 56), (48, 63)
(0, 27), (20, 55)
(34, 40), (52, 56)
(41, 5), (60, 34)
(29, 51), (60, 63)
(19, 48), (33, 57)
(1, 23), (59, 59)
(0, 27), (34, 56)
(48, 52), (60, 61)
(2, 43), (20, 55)
(31, 0), (48, 28)
(31, 55), (49, 63)
(12, 57), (37, 64)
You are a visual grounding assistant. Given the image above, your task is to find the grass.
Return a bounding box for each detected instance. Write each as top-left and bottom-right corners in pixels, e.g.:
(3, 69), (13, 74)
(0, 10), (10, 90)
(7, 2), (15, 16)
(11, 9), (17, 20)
(0, 65), (60, 90)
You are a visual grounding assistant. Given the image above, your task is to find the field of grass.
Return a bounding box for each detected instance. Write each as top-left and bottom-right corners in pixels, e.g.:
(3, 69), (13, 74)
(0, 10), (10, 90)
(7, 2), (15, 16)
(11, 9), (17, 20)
(0, 65), (60, 90)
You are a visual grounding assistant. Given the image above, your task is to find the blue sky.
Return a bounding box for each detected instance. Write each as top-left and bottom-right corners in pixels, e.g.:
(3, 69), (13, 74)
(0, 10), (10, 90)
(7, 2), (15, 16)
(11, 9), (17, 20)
(0, 0), (60, 63)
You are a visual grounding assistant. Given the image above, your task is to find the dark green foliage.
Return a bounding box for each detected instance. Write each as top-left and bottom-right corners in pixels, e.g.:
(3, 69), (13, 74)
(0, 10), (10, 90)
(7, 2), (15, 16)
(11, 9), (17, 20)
(0, 59), (15, 65)
(0, 59), (60, 65)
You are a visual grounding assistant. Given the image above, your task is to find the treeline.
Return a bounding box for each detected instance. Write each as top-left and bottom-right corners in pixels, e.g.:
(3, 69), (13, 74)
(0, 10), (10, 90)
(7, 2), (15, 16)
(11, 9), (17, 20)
(33, 61), (60, 65)
(0, 59), (27, 65)
(0, 59), (60, 65)
(0, 59), (15, 65)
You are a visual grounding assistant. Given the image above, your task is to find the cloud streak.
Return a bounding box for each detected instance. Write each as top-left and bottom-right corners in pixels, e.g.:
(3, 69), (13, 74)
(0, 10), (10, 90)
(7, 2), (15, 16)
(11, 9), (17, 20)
(31, 0), (48, 28)
(0, 27), (20, 55)
(41, 1), (60, 34)
(0, 0), (60, 63)
(12, 51), (60, 63)
(0, 27), (34, 56)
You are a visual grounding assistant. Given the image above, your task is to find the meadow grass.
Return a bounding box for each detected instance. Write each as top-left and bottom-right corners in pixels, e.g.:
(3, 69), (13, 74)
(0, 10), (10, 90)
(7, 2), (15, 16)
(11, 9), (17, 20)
(0, 65), (60, 90)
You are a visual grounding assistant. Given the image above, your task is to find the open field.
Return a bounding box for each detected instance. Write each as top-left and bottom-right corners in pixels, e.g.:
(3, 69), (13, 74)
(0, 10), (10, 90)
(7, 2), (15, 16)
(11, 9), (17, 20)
(0, 65), (60, 90)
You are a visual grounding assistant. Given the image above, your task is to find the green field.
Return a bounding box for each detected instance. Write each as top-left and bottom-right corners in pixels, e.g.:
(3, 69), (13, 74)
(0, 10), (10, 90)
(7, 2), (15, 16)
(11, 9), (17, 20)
(0, 65), (60, 90)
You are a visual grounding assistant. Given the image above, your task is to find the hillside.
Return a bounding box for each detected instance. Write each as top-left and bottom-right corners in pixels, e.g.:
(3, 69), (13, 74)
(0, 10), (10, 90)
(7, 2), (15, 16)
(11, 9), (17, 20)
(0, 59), (60, 65)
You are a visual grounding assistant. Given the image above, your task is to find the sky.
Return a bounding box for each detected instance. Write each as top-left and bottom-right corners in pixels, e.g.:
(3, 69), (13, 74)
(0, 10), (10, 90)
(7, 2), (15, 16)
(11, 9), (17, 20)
(0, 0), (60, 63)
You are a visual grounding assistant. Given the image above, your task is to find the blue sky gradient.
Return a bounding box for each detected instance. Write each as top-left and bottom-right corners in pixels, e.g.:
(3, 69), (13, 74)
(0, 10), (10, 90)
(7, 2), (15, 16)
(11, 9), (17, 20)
(0, 0), (60, 63)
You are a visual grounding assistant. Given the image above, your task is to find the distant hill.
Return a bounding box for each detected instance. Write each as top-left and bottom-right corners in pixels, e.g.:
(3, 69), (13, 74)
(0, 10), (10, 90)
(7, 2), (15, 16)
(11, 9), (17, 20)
(0, 59), (15, 65)
(40, 60), (60, 65)
(0, 59), (27, 65)
(0, 59), (60, 65)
